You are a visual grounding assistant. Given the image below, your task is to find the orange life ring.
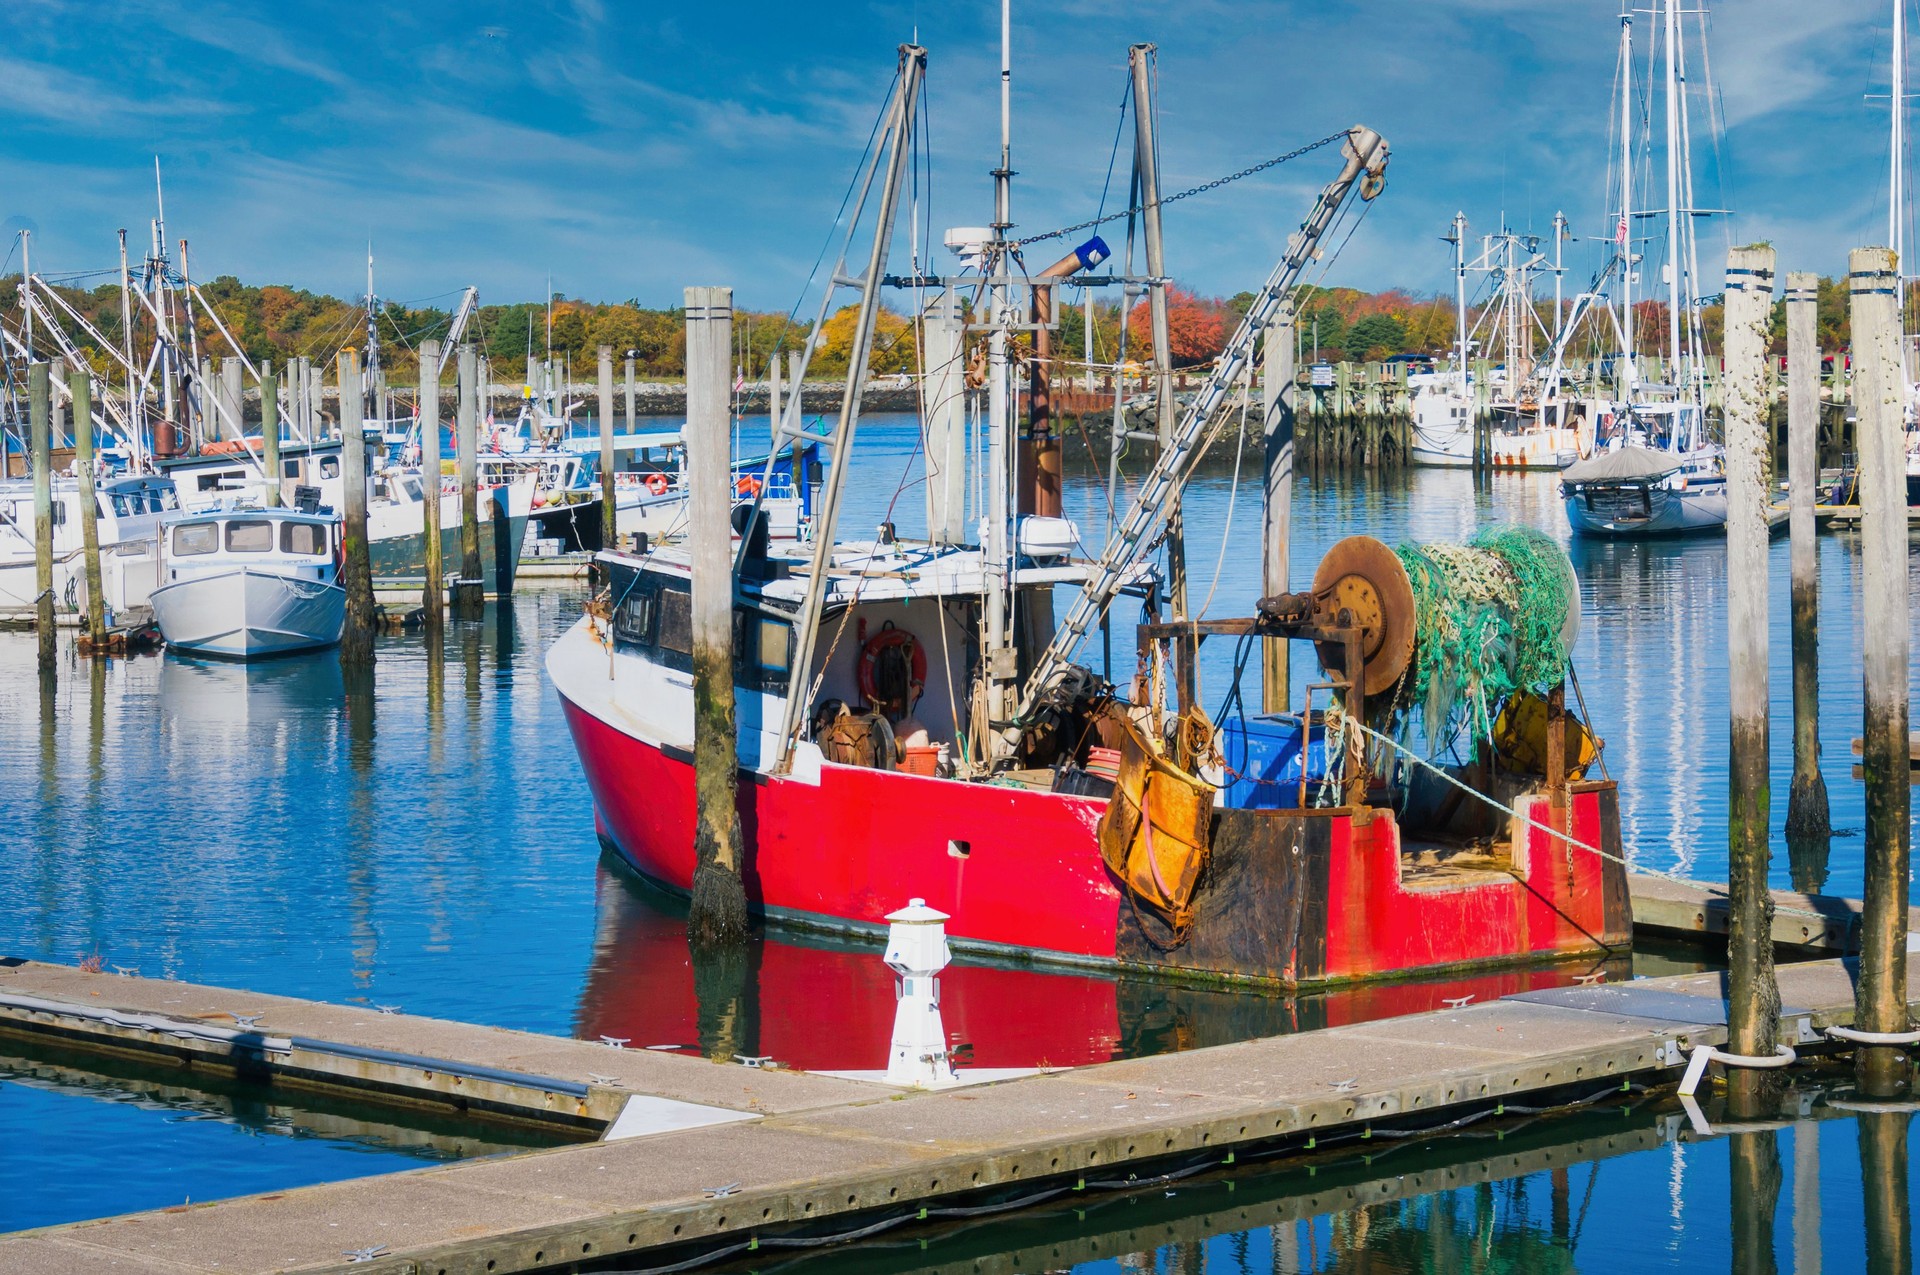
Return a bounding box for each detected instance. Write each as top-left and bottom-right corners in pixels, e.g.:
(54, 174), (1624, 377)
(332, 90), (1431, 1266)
(857, 622), (926, 707)
(644, 472), (670, 496)
(735, 474), (763, 498)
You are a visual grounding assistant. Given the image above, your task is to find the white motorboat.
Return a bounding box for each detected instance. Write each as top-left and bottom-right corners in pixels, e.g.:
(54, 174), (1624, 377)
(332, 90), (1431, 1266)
(150, 505), (344, 658)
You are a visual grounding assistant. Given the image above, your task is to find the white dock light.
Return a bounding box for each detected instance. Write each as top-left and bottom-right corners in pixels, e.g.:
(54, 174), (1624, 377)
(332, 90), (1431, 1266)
(882, 898), (956, 1087)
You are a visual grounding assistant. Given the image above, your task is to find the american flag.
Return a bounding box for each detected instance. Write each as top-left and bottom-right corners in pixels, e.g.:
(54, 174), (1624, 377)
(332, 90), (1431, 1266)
(1615, 218), (1628, 245)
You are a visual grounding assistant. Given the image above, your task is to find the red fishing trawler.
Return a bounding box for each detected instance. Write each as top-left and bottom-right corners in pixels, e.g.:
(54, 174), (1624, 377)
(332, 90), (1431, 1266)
(548, 44), (1631, 991)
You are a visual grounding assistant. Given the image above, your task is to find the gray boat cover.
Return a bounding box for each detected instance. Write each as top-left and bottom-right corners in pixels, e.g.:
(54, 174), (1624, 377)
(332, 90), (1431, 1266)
(1559, 446), (1683, 484)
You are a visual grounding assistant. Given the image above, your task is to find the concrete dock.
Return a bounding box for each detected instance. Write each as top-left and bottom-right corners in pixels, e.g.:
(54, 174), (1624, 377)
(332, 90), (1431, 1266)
(0, 938), (1910, 1275)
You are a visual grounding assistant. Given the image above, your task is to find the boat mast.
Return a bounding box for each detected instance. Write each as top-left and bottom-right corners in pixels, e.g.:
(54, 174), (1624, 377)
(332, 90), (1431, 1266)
(1130, 42), (1183, 620)
(1552, 209), (1567, 341)
(1662, 0), (1683, 386)
(365, 245), (381, 426)
(984, 0), (1015, 757)
(1897, 0), (1907, 267)
(1452, 211), (1468, 391)
(117, 229), (141, 467)
(1618, 11), (1635, 385)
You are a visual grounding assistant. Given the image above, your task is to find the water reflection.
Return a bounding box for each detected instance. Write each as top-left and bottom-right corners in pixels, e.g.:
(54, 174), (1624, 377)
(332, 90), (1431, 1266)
(702, 1085), (1915, 1275)
(576, 862), (1649, 1071)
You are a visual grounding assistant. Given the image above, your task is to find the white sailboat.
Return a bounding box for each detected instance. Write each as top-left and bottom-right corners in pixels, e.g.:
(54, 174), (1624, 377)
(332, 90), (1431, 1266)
(1562, 0), (1735, 537)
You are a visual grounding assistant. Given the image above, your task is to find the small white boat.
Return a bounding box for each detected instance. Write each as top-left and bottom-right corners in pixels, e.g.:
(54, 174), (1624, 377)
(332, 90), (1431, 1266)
(151, 506), (345, 659)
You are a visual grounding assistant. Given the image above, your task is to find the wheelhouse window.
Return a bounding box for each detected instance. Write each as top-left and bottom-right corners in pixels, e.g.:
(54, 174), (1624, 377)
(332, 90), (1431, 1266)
(172, 523), (219, 556)
(319, 457), (340, 479)
(281, 521), (328, 555)
(614, 593), (657, 645)
(226, 520), (274, 552)
(283, 460), (300, 479)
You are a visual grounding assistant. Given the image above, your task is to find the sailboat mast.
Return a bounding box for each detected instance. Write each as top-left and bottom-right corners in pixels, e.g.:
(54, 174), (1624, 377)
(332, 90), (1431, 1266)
(364, 246), (381, 422)
(1897, 0), (1907, 266)
(1663, 0), (1683, 381)
(984, 0), (1015, 756)
(1618, 11), (1635, 377)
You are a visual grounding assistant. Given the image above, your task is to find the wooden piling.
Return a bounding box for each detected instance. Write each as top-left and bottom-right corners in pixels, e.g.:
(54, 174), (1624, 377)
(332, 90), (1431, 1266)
(336, 351), (376, 665)
(30, 363), (54, 671)
(419, 339), (445, 628)
(1722, 244), (1781, 1086)
(599, 344), (617, 552)
(1849, 246), (1914, 1095)
(684, 285), (748, 948)
(924, 288), (966, 544)
(69, 362), (104, 647)
(1783, 273), (1829, 856)
(624, 354), (636, 435)
(1261, 299), (1295, 714)
(454, 343), (484, 618)
(261, 361), (281, 508)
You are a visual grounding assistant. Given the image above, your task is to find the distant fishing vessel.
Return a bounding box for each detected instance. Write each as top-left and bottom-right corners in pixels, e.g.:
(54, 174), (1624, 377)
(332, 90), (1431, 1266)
(1412, 214), (1586, 471)
(150, 504), (344, 658)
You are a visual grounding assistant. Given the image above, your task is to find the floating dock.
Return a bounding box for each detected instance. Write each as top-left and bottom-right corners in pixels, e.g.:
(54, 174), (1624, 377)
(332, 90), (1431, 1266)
(1, 874), (1912, 1275)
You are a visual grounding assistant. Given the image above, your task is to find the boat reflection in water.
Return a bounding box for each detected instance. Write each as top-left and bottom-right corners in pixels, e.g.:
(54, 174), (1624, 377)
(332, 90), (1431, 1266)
(575, 859), (1648, 1072)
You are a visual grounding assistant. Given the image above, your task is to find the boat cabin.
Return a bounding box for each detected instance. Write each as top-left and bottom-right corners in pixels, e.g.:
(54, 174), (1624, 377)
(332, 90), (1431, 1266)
(162, 507), (339, 586)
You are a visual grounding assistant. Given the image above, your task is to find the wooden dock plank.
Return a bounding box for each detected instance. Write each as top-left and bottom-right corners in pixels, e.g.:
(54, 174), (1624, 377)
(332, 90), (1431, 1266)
(1627, 872), (1920, 950)
(0, 942), (1912, 1275)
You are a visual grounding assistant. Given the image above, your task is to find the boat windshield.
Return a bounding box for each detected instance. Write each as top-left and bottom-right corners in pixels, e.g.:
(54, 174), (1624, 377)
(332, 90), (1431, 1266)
(281, 521), (329, 555)
(226, 520), (274, 552)
(172, 523), (219, 556)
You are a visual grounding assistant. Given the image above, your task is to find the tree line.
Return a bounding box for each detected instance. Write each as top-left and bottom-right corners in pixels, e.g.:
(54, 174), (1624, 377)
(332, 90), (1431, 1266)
(2, 272), (1865, 385)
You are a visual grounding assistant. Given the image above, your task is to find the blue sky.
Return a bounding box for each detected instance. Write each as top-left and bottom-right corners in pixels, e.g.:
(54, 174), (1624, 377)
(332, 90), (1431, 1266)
(0, 0), (1900, 312)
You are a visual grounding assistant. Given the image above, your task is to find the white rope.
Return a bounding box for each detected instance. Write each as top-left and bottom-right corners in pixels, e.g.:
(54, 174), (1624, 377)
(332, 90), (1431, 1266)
(1825, 1024), (1920, 1046)
(1677, 1044), (1797, 1098)
(1351, 719), (1837, 924)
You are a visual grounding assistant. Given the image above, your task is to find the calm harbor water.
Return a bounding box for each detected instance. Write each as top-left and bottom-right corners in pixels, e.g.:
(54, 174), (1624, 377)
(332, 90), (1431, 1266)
(0, 1037), (564, 1233)
(1, 414), (1916, 1241)
(694, 1083), (1914, 1275)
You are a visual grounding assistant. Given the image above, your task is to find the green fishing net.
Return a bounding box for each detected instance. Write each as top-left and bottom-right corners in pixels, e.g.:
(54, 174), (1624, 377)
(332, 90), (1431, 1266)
(1394, 525), (1577, 748)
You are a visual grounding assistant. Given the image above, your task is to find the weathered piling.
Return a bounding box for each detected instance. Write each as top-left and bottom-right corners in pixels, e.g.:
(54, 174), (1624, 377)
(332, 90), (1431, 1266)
(30, 363), (54, 670)
(336, 350), (376, 665)
(260, 361), (281, 508)
(599, 344), (617, 551)
(1721, 245), (1782, 1097)
(1729, 1128), (1784, 1275)
(1849, 246), (1914, 1096)
(454, 342), (484, 618)
(624, 353), (636, 434)
(419, 339), (445, 628)
(69, 362), (104, 646)
(684, 285), (748, 947)
(924, 287), (966, 544)
(1858, 1108), (1912, 1275)
(1262, 299), (1295, 713)
(1783, 274), (1829, 869)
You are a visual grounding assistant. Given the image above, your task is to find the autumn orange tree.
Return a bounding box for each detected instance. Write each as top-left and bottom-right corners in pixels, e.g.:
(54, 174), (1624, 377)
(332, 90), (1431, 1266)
(1126, 286), (1232, 367)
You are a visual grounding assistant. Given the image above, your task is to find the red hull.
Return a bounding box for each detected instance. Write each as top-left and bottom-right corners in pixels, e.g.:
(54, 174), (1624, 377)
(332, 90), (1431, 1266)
(559, 692), (1630, 987)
